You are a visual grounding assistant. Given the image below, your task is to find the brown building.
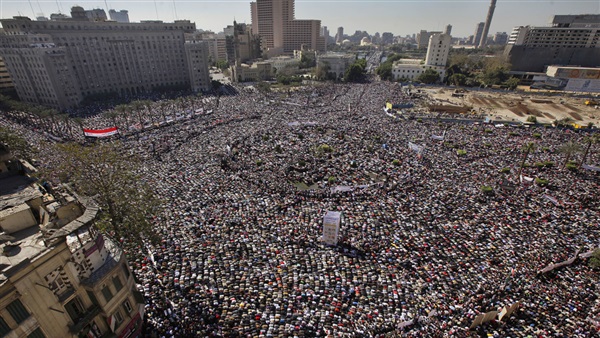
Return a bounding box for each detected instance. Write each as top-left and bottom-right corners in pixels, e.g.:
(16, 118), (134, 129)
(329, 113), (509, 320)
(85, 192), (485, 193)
(0, 151), (144, 338)
(250, 0), (325, 55)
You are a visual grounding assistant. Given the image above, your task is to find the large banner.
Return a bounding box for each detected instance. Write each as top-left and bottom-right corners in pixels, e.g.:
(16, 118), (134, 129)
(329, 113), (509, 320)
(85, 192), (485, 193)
(83, 126), (118, 138)
(323, 211), (341, 245)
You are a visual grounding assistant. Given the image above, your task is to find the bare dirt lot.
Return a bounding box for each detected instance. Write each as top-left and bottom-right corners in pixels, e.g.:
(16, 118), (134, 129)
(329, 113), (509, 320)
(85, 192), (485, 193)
(423, 87), (600, 126)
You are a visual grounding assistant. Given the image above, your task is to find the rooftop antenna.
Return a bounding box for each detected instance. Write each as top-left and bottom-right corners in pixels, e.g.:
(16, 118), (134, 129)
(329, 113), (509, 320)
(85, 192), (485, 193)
(154, 0), (160, 20)
(36, 0), (44, 16)
(55, 0), (63, 13)
(104, 0), (110, 14)
(28, 0), (36, 18)
(173, 0), (179, 20)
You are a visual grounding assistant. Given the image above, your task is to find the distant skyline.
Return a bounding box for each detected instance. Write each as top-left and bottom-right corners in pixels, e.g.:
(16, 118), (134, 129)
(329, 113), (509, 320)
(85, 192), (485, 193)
(0, 0), (599, 38)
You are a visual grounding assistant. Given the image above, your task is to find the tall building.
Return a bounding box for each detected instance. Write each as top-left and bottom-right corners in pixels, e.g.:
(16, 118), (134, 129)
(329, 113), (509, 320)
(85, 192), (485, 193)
(493, 32), (508, 45)
(505, 14), (600, 72)
(0, 14), (211, 109)
(392, 33), (450, 82)
(321, 26), (329, 49)
(478, 0), (497, 48)
(444, 24), (452, 35)
(0, 153), (144, 338)
(417, 30), (441, 49)
(108, 9), (129, 23)
(225, 21), (261, 63)
(425, 33), (451, 67)
(336, 27), (344, 44)
(250, 0), (325, 54)
(473, 22), (485, 46)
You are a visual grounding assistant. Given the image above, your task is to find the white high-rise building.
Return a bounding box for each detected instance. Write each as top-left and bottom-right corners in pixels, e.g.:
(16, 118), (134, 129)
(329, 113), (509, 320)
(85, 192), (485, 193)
(425, 33), (451, 67)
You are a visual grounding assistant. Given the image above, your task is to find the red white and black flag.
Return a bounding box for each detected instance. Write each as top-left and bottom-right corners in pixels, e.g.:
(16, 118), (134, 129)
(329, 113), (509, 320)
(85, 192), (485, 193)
(83, 127), (119, 138)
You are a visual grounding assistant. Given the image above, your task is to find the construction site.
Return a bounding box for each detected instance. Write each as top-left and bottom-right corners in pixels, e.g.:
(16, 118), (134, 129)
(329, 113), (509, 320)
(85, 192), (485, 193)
(423, 87), (600, 126)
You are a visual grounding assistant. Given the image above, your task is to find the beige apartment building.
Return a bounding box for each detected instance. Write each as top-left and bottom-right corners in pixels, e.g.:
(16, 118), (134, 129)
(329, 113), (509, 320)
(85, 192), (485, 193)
(0, 151), (144, 337)
(0, 16), (211, 110)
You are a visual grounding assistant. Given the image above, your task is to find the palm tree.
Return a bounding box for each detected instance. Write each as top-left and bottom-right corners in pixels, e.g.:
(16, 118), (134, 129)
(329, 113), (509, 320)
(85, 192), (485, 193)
(558, 140), (582, 168)
(115, 104), (130, 131)
(579, 134), (599, 168)
(517, 142), (536, 181)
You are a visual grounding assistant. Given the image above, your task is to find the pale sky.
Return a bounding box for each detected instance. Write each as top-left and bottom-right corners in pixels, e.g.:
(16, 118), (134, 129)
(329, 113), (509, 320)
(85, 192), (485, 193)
(1, 0), (599, 38)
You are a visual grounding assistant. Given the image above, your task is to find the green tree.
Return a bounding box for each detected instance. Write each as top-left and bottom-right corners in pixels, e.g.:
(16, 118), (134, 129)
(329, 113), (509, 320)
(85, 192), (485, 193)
(215, 59), (229, 70)
(344, 59), (367, 82)
(417, 68), (440, 84)
(0, 126), (35, 160)
(478, 57), (511, 86)
(589, 249), (600, 269)
(558, 141), (582, 168)
(504, 77), (520, 90)
(448, 73), (467, 86)
(52, 142), (161, 246)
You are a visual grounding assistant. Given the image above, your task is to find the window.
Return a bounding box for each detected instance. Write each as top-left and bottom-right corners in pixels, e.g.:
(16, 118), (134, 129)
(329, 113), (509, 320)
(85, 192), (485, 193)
(6, 299), (30, 324)
(65, 298), (85, 322)
(101, 285), (113, 303)
(113, 276), (123, 292)
(122, 300), (133, 314)
(27, 328), (45, 338)
(113, 310), (124, 328)
(0, 316), (11, 336)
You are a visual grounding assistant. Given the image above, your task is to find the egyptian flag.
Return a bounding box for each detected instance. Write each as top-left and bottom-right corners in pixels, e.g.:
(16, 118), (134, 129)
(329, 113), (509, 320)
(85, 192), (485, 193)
(83, 127), (118, 138)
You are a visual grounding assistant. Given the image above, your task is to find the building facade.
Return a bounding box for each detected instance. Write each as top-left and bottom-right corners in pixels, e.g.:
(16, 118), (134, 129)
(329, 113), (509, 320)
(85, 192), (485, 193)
(250, 0), (325, 55)
(316, 52), (355, 80)
(393, 33), (450, 82)
(108, 10), (130, 23)
(505, 14), (600, 72)
(0, 56), (14, 92)
(336, 27), (343, 44)
(473, 22), (485, 47)
(0, 15), (210, 109)
(416, 30), (441, 49)
(0, 155), (144, 338)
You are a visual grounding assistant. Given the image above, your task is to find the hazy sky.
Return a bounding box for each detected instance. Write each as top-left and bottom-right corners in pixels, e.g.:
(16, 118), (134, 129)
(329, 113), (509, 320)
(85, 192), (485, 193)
(1, 0), (599, 37)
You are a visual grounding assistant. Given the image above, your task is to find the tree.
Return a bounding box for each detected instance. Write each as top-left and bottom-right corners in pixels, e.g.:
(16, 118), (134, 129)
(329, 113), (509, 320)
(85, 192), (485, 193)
(558, 141), (582, 168)
(478, 57), (510, 86)
(376, 62), (393, 81)
(579, 134), (599, 168)
(215, 59), (229, 70)
(417, 68), (440, 84)
(52, 142), (161, 246)
(448, 73), (467, 86)
(504, 77), (520, 90)
(344, 59), (366, 82)
(589, 249), (600, 269)
(0, 126), (35, 160)
(314, 61), (332, 80)
(517, 142), (536, 181)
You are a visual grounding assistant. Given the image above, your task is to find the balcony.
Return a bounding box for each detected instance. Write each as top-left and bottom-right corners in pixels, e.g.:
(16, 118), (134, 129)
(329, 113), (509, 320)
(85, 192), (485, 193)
(68, 305), (101, 333)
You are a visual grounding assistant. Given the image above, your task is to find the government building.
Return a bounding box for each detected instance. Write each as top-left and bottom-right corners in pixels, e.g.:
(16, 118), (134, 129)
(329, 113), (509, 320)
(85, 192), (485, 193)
(0, 12), (210, 110)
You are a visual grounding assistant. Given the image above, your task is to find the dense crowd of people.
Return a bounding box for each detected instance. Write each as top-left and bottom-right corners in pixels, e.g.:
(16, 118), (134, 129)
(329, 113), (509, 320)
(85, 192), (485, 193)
(2, 81), (599, 337)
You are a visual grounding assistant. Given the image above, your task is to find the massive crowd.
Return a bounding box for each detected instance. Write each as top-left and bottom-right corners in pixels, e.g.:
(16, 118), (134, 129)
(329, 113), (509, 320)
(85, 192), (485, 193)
(2, 81), (599, 337)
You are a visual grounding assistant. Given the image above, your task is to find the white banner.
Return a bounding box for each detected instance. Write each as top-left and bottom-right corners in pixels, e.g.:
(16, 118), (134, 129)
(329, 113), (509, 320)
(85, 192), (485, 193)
(431, 135), (444, 141)
(582, 164), (600, 172)
(323, 211), (341, 245)
(408, 142), (424, 154)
